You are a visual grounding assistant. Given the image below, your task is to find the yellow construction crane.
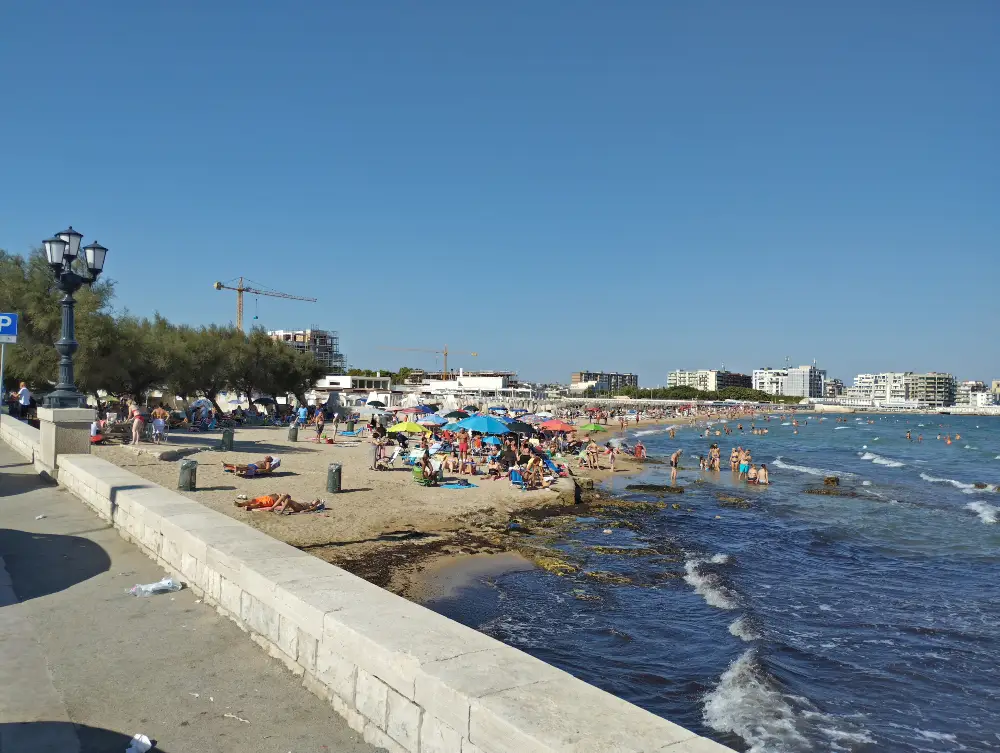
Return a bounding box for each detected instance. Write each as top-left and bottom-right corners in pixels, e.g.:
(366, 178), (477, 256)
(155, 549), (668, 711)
(379, 345), (478, 378)
(213, 277), (317, 330)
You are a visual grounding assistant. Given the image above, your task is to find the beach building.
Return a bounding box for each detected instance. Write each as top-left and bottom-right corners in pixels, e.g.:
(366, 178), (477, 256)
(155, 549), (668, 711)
(955, 380), (990, 406)
(993, 380), (1000, 397)
(668, 369), (751, 392)
(905, 372), (956, 408)
(308, 373), (394, 408)
(752, 368), (788, 396)
(570, 371), (639, 393)
(268, 329), (346, 372)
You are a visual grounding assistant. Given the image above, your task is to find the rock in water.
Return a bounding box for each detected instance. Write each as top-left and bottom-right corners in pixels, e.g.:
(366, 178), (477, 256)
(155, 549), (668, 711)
(823, 476), (840, 486)
(625, 483), (685, 495)
(716, 494), (751, 509)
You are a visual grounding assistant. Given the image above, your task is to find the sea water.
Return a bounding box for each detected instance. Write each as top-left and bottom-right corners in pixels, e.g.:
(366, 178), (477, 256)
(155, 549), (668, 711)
(425, 414), (1000, 752)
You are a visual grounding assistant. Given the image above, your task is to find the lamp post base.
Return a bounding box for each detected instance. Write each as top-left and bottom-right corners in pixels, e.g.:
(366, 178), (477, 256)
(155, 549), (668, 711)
(44, 389), (86, 409)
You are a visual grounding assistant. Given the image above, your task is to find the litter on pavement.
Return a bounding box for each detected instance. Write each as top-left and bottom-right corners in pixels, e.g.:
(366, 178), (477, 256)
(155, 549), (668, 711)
(129, 577), (183, 597)
(125, 733), (152, 753)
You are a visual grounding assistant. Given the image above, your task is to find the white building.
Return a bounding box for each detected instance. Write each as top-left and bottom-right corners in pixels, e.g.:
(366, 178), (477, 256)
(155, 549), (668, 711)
(668, 369), (716, 391)
(753, 368), (788, 396)
(847, 372), (910, 404)
(956, 380), (989, 406)
(785, 365), (826, 398)
(969, 391), (998, 408)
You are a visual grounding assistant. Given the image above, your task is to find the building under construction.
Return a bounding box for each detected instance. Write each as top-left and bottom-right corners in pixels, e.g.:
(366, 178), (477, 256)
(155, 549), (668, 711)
(267, 329), (346, 373)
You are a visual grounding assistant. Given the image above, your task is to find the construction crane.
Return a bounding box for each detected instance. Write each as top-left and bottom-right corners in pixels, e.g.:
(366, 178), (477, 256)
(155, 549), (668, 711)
(379, 345), (478, 379)
(213, 277), (317, 330)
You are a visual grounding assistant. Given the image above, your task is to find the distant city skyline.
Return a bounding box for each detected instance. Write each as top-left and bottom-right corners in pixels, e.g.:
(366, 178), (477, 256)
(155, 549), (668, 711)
(1, 3), (996, 384)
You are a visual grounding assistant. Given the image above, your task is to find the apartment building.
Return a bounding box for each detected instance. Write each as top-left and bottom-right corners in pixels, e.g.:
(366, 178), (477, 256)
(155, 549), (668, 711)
(570, 371), (639, 393)
(905, 373), (956, 408)
(847, 372), (910, 403)
(955, 380), (989, 406)
(786, 365), (826, 398)
(824, 379), (845, 398)
(668, 369), (751, 392)
(752, 368), (788, 396)
(268, 329), (347, 372)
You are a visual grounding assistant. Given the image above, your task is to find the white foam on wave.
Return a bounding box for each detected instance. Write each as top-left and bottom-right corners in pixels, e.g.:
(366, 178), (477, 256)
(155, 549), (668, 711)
(728, 616), (762, 641)
(710, 553), (732, 564)
(772, 456), (850, 478)
(781, 422), (792, 426)
(703, 649), (874, 753)
(919, 472), (977, 492)
(859, 451), (905, 468)
(862, 480), (872, 486)
(966, 501), (999, 524)
(834, 426), (850, 430)
(684, 558), (738, 610)
(633, 425), (680, 437)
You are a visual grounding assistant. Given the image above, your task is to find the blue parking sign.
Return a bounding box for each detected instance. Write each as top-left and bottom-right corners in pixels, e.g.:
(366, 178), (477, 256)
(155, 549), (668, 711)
(0, 313), (18, 343)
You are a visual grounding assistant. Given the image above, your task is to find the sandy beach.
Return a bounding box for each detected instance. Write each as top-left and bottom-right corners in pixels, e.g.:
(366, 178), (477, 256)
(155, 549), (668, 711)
(93, 421), (665, 593)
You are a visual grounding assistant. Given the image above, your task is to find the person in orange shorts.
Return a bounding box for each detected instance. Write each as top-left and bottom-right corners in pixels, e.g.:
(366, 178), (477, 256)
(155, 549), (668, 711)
(235, 493), (280, 510)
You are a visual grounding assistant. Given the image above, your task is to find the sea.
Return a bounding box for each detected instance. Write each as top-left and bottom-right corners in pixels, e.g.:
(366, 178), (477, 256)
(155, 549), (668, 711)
(425, 414), (1000, 752)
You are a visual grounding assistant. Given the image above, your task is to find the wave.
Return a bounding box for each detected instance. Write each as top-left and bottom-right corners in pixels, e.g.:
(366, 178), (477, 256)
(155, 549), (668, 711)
(919, 472), (977, 492)
(729, 616), (762, 642)
(773, 457), (848, 478)
(859, 452), (905, 468)
(703, 649), (875, 753)
(684, 558), (739, 610)
(966, 501), (998, 524)
(633, 425), (679, 437)
(781, 422), (792, 426)
(834, 426), (850, 430)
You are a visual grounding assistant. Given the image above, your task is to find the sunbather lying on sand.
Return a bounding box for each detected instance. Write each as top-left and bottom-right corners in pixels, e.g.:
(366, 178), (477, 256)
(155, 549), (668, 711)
(235, 493), (323, 514)
(223, 456), (274, 473)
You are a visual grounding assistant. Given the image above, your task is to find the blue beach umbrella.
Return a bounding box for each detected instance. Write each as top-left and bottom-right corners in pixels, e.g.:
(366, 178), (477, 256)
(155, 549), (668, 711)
(419, 414), (447, 425)
(453, 415), (511, 435)
(483, 436), (502, 445)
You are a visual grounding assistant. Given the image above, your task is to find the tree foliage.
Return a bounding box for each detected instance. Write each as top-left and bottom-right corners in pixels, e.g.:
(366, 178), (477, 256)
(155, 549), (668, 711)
(586, 384), (804, 404)
(0, 249), (324, 405)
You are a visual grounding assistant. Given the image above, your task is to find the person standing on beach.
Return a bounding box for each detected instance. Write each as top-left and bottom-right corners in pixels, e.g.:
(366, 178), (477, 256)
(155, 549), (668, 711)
(296, 403), (308, 430)
(670, 449), (682, 483)
(315, 410), (325, 440)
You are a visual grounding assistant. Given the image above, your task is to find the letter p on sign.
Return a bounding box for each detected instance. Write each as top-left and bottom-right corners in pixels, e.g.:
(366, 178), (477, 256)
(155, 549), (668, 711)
(0, 313), (18, 343)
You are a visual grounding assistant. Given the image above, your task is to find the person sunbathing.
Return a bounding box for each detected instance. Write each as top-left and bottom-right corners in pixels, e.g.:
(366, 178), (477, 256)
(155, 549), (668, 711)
(443, 451), (461, 473)
(223, 456), (274, 474)
(235, 493), (280, 510)
(486, 456), (503, 479)
(270, 494), (324, 514)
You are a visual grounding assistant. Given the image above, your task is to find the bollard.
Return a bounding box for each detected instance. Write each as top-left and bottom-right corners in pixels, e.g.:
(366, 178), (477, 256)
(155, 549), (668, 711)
(345, 420), (355, 433)
(220, 427), (234, 451)
(178, 459), (198, 491)
(327, 462), (342, 493)
(287, 424), (299, 442)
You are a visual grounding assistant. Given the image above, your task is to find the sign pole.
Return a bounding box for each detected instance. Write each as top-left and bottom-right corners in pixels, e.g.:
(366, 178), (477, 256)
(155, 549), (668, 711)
(0, 342), (5, 412)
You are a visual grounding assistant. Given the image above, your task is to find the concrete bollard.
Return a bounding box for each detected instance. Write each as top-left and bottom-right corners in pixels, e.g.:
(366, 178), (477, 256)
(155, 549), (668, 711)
(220, 427), (234, 451)
(327, 463), (342, 493)
(287, 424), (298, 442)
(178, 459), (198, 491)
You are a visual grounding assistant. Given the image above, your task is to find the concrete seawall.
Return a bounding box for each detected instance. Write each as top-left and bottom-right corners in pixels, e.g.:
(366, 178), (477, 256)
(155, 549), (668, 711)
(0, 414), (41, 466)
(15, 446), (733, 753)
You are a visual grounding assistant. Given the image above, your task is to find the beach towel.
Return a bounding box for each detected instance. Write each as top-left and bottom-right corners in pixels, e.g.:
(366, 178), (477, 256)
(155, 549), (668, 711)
(441, 483), (478, 489)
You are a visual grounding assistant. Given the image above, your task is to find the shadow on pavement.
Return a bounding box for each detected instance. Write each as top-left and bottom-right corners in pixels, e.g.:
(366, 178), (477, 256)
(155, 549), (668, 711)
(0, 721), (167, 752)
(0, 466), (57, 498)
(0, 528), (111, 604)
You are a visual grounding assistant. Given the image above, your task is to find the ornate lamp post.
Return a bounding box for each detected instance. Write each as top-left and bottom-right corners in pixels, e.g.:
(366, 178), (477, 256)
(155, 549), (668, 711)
(41, 226), (109, 408)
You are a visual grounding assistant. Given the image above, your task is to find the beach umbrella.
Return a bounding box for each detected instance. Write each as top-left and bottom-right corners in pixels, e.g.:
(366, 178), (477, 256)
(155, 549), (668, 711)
(494, 414), (514, 424)
(419, 414), (447, 425)
(453, 415), (511, 435)
(536, 411), (554, 417)
(388, 421), (429, 434)
(368, 400), (386, 408)
(541, 419), (575, 432)
(462, 405), (479, 412)
(578, 423), (605, 433)
(443, 410), (469, 419)
(506, 420), (534, 435)
(488, 406), (507, 412)
(483, 436), (502, 445)
(512, 408), (528, 415)
(415, 405), (435, 414)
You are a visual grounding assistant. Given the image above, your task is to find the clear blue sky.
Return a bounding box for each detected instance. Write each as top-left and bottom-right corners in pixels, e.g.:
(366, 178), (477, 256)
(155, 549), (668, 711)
(2, 2), (997, 384)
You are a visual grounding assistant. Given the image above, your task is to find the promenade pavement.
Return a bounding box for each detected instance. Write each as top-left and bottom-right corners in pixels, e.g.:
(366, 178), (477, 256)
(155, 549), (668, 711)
(0, 443), (381, 753)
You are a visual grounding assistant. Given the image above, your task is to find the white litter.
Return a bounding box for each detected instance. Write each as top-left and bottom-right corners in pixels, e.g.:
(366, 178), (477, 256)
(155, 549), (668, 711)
(189, 693), (199, 698)
(224, 712), (251, 724)
(602, 529), (613, 534)
(125, 733), (152, 753)
(35, 514), (46, 520)
(129, 577), (183, 597)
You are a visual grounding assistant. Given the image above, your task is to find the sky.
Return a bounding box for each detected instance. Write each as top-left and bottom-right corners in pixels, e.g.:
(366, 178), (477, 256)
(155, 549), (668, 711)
(1, 2), (997, 385)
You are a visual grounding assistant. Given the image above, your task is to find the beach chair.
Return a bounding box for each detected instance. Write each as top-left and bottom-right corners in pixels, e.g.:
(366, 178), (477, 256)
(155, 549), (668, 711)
(339, 428), (364, 438)
(376, 447), (401, 470)
(236, 457), (281, 478)
(510, 469), (528, 491)
(412, 464), (435, 486)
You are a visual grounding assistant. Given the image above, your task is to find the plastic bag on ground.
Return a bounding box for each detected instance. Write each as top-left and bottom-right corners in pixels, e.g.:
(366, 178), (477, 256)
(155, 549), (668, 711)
(129, 577), (183, 597)
(126, 733), (152, 752)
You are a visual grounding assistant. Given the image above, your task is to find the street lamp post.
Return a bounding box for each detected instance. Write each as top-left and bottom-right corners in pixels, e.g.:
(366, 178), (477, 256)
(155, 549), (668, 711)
(42, 226), (108, 409)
